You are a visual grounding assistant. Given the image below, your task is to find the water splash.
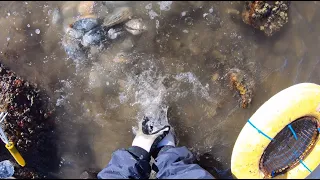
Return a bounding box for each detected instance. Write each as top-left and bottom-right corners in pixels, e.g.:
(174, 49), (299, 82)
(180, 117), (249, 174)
(125, 68), (169, 132)
(120, 67), (214, 133)
(175, 72), (213, 102)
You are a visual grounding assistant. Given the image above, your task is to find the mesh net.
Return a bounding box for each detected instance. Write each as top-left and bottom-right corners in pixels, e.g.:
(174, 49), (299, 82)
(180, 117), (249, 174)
(259, 116), (319, 178)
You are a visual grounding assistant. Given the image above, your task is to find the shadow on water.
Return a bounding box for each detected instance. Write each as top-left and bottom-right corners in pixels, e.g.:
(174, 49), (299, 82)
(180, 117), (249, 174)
(197, 151), (233, 179)
(53, 106), (102, 179)
(168, 104), (232, 179)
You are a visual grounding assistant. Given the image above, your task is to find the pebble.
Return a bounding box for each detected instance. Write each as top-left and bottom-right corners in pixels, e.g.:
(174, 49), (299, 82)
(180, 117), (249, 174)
(35, 29), (40, 34)
(211, 73), (219, 81)
(78, 1), (95, 16)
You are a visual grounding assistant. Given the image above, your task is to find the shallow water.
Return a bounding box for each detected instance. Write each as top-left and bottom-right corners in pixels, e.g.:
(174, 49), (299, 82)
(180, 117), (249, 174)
(0, 1), (320, 178)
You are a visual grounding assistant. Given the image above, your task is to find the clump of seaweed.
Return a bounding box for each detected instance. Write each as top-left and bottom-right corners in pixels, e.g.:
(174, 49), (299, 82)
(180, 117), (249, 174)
(228, 68), (254, 108)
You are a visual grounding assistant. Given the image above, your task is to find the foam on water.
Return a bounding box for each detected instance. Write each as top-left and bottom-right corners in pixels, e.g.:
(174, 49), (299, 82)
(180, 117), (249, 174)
(118, 58), (214, 133)
(175, 72), (213, 102)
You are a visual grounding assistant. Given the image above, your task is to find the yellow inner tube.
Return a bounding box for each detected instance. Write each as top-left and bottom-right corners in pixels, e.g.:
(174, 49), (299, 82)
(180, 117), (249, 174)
(231, 83), (320, 179)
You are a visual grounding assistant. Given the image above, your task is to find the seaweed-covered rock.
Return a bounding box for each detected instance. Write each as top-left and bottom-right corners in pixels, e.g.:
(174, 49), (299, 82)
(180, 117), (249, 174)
(228, 68), (254, 108)
(0, 62), (57, 178)
(242, 1), (290, 36)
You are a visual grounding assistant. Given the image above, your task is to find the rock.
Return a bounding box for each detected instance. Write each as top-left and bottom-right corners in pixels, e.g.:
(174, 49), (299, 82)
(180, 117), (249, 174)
(228, 68), (254, 108)
(0, 61), (55, 180)
(242, 1), (290, 36)
(61, 1), (78, 18)
(78, 1), (95, 16)
(0, 160), (14, 179)
(211, 73), (220, 81)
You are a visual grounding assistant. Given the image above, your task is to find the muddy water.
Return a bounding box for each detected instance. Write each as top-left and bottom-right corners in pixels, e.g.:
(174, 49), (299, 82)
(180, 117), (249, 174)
(0, 1), (319, 178)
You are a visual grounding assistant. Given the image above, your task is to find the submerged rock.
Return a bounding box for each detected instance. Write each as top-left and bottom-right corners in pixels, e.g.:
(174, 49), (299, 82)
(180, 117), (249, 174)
(0, 160), (14, 179)
(228, 68), (254, 108)
(78, 1), (96, 16)
(242, 1), (290, 36)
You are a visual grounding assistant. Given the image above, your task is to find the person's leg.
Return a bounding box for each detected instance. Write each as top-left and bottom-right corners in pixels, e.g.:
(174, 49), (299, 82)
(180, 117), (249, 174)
(154, 146), (215, 179)
(97, 146), (151, 179)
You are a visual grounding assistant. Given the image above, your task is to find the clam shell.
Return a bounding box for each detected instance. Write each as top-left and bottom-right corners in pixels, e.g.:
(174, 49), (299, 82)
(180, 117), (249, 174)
(124, 18), (147, 35)
(103, 7), (133, 28)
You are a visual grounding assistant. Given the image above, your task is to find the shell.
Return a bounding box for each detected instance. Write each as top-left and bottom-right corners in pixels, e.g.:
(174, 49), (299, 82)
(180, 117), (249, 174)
(72, 17), (99, 32)
(81, 26), (107, 47)
(107, 26), (125, 40)
(103, 7), (133, 28)
(124, 18), (147, 35)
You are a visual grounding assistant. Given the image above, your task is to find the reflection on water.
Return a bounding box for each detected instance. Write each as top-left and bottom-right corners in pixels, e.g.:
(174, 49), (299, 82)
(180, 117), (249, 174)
(0, 1), (319, 178)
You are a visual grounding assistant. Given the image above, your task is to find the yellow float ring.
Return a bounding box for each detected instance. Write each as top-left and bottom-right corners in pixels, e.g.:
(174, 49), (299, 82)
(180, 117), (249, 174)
(231, 83), (320, 179)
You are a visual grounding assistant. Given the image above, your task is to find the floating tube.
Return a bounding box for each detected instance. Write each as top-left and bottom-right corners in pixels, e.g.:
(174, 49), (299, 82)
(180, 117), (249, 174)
(231, 83), (320, 179)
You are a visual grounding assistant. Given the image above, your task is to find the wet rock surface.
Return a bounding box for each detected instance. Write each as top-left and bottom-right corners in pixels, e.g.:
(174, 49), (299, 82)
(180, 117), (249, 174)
(242, 1), (290, 36)
(0, 63), (57, 179)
